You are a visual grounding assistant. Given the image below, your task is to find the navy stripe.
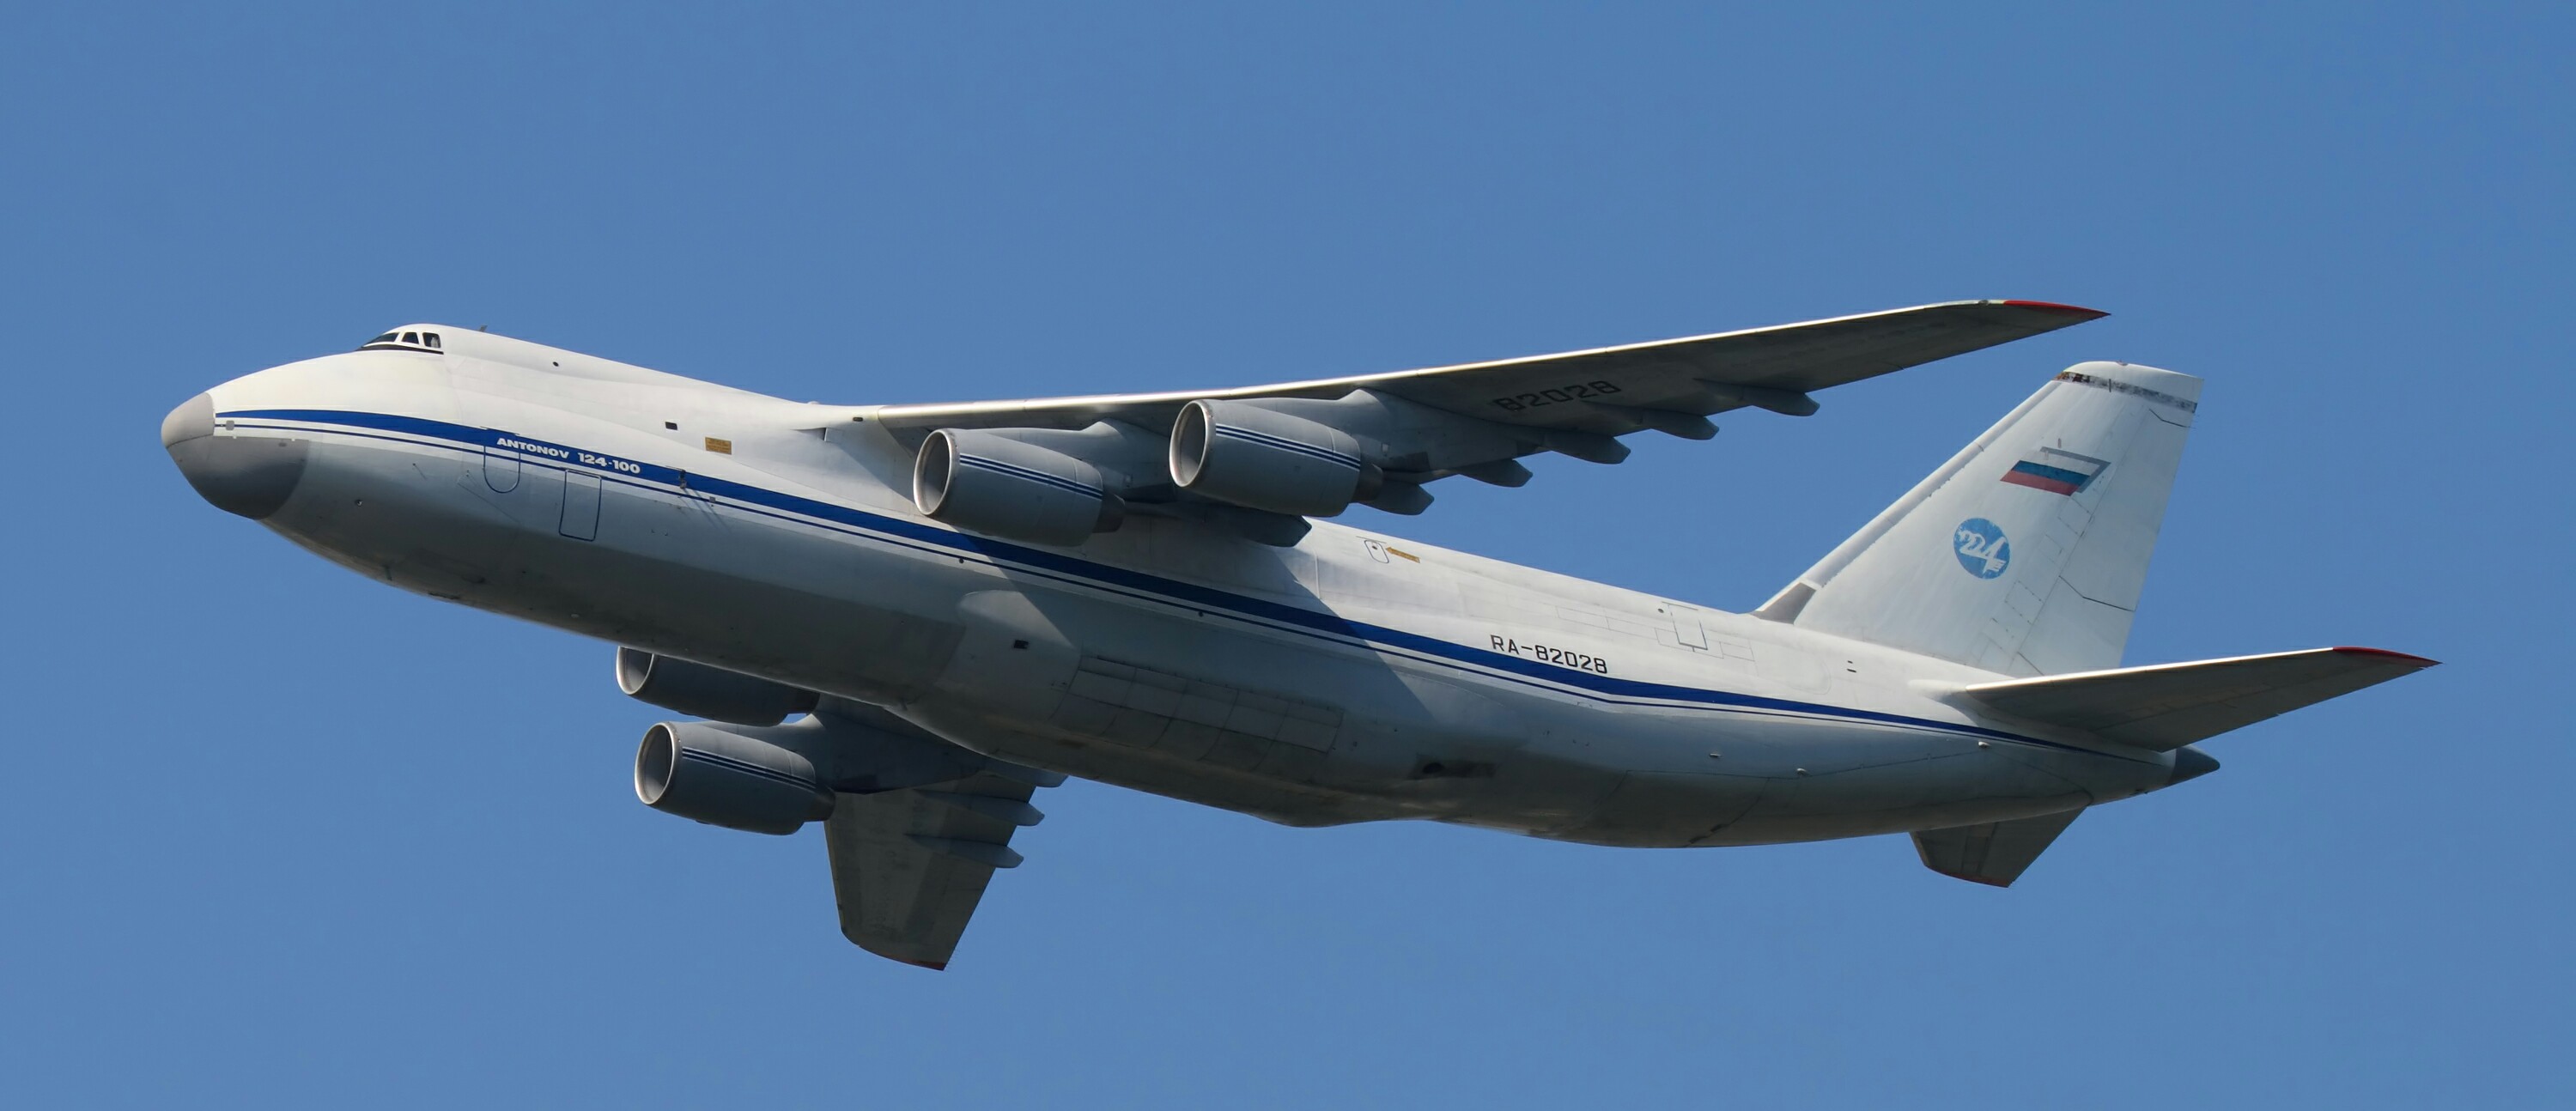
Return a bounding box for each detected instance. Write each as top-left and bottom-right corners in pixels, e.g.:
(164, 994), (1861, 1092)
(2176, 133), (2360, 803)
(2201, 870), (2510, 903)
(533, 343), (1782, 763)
(217, 408), (2148, 763)
(1212, 424), (1362, 469)
(956, 454), (1102, 499)
(677, 747), (821, 793)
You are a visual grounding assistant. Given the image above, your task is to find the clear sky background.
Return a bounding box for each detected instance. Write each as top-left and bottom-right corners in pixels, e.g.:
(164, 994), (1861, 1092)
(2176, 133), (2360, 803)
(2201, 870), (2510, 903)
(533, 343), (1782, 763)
(3, 3), (2567, 1107)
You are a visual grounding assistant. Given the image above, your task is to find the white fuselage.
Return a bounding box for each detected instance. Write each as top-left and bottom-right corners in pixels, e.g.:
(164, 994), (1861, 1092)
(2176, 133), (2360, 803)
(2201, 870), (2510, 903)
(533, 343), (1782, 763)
(178, 331), (2186, 847)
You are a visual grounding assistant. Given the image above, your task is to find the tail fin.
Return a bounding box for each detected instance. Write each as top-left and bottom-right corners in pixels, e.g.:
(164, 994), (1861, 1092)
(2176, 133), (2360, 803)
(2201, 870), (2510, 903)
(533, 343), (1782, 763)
(1753, 361), (2200, 676)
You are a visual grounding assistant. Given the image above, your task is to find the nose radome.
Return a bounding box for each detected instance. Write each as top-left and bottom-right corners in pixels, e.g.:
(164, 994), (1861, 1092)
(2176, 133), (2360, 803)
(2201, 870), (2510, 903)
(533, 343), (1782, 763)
(161, 392), (214, 447)
(163, 393), (308, 520)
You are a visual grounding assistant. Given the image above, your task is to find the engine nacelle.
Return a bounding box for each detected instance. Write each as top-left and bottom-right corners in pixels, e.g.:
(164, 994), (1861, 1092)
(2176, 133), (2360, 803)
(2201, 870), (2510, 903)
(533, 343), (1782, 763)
(1170, 399), (1384, 517)
(634, 720), (835, 835)
(914, 428), (1126, 546)
(617, 647), (817, 726)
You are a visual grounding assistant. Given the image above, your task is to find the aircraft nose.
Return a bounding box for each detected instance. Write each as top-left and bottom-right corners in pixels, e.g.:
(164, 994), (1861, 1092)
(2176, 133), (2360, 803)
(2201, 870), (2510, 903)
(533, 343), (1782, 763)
(162, 392), (308, 520)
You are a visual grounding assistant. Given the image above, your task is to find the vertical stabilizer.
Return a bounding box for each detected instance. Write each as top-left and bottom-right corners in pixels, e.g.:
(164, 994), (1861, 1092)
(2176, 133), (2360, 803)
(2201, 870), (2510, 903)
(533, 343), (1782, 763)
(1755, 362), (2199, 676)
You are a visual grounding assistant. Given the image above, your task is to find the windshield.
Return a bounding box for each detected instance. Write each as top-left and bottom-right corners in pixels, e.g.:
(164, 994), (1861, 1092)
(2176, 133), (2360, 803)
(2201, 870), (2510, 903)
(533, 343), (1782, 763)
(358, 329), (443, 353)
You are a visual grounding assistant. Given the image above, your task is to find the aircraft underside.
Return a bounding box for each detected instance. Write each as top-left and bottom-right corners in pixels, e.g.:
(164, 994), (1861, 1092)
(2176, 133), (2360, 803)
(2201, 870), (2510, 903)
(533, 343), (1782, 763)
(266, 430), (2163, 848)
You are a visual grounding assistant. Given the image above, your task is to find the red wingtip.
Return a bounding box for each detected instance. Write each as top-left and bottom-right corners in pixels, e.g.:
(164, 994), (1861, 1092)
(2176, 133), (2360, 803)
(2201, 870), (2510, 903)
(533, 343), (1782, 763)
(2331, 647), (2440, 667)
(1999, 299), (2109, 318)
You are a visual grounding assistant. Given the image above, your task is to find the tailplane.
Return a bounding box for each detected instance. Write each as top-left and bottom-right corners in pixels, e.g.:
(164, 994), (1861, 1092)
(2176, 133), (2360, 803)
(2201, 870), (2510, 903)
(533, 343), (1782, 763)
(1756, 361), (2201, 675)
(1953, 647), (2438, 750)
(1911, 647), (2433, 886)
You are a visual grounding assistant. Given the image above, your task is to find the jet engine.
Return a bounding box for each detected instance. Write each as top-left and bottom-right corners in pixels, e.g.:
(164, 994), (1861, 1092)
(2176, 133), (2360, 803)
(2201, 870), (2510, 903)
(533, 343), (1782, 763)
(634, 720), (835, 835)
(1169, 398), (1385, 517)
(617, 647), (818, 726)
(914, 428), (1128, 546)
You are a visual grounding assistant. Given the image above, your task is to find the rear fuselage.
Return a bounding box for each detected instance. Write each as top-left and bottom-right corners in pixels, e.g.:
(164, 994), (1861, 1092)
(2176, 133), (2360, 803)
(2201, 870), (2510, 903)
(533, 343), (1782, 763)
(167, 330), (2187, 847)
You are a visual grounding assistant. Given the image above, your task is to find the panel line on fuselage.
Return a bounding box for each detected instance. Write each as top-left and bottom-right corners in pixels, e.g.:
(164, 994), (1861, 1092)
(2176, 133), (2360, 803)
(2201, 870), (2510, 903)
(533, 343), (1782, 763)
(219, 407), (2152, 764)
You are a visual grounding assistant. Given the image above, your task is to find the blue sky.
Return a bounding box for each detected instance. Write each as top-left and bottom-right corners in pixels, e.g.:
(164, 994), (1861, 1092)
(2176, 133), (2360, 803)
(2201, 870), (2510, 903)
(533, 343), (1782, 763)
(4, 3), (2568, 1106)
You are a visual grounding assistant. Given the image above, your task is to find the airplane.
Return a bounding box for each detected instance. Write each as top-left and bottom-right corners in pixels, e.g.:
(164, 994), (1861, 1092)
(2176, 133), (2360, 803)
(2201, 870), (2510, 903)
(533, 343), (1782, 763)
(161, 301), (2433, 969)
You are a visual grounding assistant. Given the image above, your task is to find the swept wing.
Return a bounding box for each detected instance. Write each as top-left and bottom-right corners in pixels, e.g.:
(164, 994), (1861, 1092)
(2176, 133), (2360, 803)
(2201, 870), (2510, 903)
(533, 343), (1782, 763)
(874, 299), (2102, 446)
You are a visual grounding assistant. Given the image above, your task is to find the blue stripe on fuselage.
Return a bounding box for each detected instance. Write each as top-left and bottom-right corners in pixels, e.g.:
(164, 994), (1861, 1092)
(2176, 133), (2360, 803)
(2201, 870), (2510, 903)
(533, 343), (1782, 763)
(216, 407), (2147, 762)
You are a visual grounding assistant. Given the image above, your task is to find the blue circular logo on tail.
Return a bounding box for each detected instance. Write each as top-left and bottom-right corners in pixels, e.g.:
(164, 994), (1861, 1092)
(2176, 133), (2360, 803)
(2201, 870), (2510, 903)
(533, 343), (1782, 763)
(1953, 518), (2011, 579)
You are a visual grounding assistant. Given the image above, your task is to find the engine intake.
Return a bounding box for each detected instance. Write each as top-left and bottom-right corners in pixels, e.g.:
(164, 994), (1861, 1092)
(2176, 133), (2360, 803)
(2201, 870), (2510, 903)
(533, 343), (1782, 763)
(634, 721), (835, 835)
(1170, 399), (1383, 517)
(617, 647), (817, 726)
(914, 428), (1126, 546)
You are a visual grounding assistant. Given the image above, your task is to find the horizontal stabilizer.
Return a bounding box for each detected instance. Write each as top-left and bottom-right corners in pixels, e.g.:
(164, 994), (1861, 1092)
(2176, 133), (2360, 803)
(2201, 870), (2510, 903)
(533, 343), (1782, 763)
(1913, 807), (2083, 887)
(1958, 647), (2437, 751)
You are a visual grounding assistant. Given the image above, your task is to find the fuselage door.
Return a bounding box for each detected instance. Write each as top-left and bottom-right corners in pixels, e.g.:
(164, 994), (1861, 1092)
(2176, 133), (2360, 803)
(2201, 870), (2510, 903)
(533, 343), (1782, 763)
(1660, 603), (1709, 650)
(560, 471), (601, 540)
(483, 437), (521, 493)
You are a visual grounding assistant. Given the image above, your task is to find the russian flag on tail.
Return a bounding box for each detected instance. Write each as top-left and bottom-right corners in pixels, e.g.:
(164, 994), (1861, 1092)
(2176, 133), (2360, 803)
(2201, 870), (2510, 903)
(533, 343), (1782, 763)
(2001, 447), (2107, 496)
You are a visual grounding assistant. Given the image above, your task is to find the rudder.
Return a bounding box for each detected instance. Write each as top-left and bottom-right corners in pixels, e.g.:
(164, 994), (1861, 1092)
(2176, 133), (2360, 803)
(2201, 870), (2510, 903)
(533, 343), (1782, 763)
(1754, 362), (2200, 676)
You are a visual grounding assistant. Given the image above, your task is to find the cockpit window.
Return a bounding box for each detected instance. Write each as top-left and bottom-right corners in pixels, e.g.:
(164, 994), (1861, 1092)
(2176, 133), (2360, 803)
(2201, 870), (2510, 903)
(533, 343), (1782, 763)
(359, 328), (447, 354)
